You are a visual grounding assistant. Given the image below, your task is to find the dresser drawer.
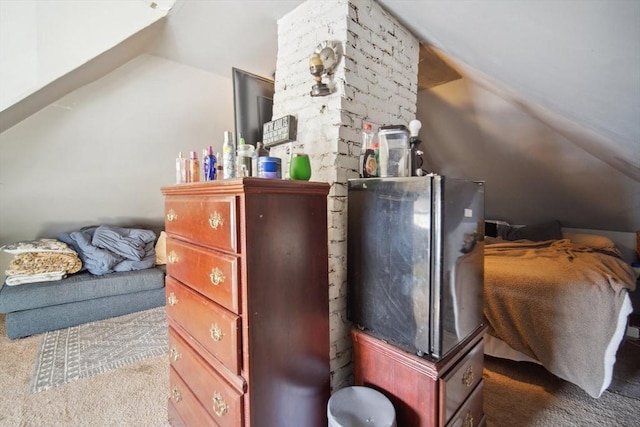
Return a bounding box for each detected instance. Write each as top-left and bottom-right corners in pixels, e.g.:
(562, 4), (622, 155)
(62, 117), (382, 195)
(166, 277), (241, 375)
(169, 368), (217, 427)
(169, 327), (244, 427)
(166, 237), (240, 314)
(165, 195), (238, 253)
(441, 339), (484, 424)
(446, 381), (484, 427)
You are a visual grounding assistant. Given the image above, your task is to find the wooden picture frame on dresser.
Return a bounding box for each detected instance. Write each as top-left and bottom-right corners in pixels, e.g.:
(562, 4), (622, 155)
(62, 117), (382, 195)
(161, 178), (330, 427)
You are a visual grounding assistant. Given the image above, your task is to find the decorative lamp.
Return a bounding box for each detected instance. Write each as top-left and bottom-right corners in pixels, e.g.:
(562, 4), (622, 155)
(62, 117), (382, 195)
(309, 41), (341, 97)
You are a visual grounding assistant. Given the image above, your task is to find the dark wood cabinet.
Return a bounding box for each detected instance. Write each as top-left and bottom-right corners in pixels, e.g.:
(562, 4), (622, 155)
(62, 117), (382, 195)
(162, 178), (330, 427)
(352, 326), (487, 427)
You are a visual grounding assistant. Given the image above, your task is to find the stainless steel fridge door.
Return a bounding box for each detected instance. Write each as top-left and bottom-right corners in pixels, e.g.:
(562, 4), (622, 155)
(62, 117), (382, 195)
(347, 177), (434, 355)
(432, 176), (485, 358)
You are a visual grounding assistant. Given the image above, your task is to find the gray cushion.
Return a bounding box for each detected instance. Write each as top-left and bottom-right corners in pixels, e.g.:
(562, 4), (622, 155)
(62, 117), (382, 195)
(0, 266), (165, 313)
(3, 287), (166, 339)
(497, 220), (563, 242)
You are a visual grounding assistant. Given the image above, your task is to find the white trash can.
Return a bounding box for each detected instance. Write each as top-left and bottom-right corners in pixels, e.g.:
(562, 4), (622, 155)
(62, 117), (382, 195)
(327, 386), (397, 427)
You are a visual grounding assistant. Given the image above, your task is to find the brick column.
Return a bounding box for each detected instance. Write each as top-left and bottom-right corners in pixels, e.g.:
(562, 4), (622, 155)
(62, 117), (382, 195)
(271, 0), (419, 390)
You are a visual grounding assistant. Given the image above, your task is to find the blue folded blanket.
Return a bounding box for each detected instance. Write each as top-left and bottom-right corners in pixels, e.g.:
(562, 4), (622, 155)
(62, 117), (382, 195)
(57, 225), (156, 275)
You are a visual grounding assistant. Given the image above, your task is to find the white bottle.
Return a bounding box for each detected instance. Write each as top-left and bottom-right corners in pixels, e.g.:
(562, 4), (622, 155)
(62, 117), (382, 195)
(222, 131), (235, 179)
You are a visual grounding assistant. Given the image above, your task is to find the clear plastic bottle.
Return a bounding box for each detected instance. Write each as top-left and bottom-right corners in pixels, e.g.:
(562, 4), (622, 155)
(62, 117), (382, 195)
(251, 144), (260, 177)
(360, 123), (378, 178)
(222, 131), (235, 179)
(176, 152), (186, 184)
(216, 152), (223, 180)
(236, 137), (254, 177)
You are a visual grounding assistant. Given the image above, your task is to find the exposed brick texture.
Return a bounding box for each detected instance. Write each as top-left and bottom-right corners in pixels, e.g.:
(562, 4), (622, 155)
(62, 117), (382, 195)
(271, 0), (418, 391)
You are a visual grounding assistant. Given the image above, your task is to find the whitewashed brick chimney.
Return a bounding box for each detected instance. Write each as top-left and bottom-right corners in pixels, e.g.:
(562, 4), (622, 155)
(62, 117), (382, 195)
(271, 0), (419, 390)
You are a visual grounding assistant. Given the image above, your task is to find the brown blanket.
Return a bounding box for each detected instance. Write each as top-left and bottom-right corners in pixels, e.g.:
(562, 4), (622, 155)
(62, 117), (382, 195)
(484, 239), (636, 398)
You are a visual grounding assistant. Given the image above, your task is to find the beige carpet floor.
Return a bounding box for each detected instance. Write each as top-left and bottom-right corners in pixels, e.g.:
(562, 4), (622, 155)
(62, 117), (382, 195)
(1, 312), (639, 427)
(483, 347), (640, 427)
(0, 314), (170, 427)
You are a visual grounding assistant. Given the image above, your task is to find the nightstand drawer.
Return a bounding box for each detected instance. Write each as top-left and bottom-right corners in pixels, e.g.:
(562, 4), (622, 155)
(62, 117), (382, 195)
(165, 195), (237, 253)
(169, 368), (216, 427)
(441, 339), (484, 424)
(447, 381), (484, 427)
(166, 277), (241, 375)
(169, 328), (245, 427)
(166, 237), (240, 314)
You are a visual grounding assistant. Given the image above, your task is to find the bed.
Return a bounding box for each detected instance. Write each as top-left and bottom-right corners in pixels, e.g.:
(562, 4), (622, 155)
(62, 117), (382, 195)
(482, 221), (637, 398)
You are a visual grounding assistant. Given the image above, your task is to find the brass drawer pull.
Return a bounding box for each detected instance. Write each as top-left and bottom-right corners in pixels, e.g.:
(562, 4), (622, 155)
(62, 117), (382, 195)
(209, 212), (223, 229)
(167, 293), (179, 306)
(166, 209), (178, 222)
(212, 391), (228, 417)
(167, 251), (179, 264)
(462, 411), (473, 427)
(209, 267), (225, 286)
(462, 366), (474, 387)
(171, 386), (182, 403)
(170, 347), (181, 362)
(210, 323), (224, 342)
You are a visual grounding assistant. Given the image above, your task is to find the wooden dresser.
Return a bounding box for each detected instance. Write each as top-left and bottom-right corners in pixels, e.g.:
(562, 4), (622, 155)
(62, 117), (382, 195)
(161, 178), (330, 427)
(352, 326), (487, 427)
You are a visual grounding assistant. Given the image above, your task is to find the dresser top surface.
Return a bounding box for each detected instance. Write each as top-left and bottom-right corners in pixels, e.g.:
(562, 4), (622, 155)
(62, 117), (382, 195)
(161, 177), (330, 197)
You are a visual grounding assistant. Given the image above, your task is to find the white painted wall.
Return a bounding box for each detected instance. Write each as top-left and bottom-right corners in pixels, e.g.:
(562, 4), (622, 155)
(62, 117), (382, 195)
(0, 0), (638, 251)
(0, 54), (234, 245)
(0, 0), (173, 111)
(416, 77), (639, 259)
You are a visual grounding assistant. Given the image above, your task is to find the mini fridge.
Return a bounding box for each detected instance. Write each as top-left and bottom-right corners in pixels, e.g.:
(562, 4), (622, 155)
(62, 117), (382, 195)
(347, 175), (485, 359)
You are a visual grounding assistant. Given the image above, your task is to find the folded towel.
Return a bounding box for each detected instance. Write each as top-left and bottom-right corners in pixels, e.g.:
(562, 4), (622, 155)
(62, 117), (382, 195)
(6, 252), (82, 276)
(0, 238), (76, 254)
(5, 271), (67, 286)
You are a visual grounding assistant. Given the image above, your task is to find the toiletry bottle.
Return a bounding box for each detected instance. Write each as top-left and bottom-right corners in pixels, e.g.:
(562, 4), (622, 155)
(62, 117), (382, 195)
(252, 143), (260, 177)
(360, 123), (378, 178)
(202, 148), (210, 181)
(236, 137), (254, 177)
(176, 152), (185, 184)
(216, 152), (224, 180)
(222, 131), (235, 179)
(206, 146), (217, 181)
(378, 132), (389, 177)
(189, 151), (200, 182)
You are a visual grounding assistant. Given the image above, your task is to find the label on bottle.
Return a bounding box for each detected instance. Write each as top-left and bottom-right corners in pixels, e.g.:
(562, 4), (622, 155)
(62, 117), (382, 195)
(203, 153), (210, 181)
(223, 144), (235, 179)
(362, 149), (378, 178)
(207, 154), (217, 181)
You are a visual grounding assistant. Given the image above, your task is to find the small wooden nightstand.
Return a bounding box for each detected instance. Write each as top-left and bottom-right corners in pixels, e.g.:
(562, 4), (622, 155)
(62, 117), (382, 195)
(352, 326), (487, 427)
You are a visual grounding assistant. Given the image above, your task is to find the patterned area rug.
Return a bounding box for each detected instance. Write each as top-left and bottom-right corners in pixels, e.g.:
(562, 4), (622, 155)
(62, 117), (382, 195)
(30, 307), (167, 393)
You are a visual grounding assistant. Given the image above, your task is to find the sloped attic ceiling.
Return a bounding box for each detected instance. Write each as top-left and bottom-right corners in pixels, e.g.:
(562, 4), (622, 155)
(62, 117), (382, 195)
(378, 0), (639, 182)
(1, 0), (638, 232)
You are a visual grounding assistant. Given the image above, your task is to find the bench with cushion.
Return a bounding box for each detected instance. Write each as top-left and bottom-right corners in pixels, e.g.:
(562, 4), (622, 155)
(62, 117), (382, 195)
(0, 265), (166, 339)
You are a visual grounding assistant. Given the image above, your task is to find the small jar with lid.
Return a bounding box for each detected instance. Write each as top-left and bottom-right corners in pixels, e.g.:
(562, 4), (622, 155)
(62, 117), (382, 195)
(236, 140), (255, 177)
